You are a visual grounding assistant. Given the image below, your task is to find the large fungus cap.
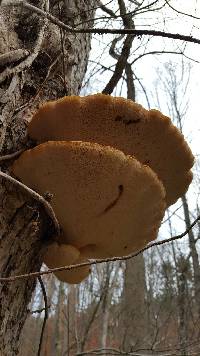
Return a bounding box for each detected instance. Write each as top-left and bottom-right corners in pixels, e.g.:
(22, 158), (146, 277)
(28, 94), (194, 206)
(12, 141), (165, 259)
(43, 242), (90, 284)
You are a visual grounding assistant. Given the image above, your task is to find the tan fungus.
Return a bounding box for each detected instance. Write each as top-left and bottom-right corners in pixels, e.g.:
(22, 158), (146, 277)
(43, 242), (90, 284)
(12, 141), (166, 259)
(28, 94), (194, 206)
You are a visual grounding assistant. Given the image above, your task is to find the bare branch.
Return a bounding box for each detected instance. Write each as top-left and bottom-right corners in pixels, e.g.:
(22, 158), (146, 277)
(164, 0), (200, 20)
(102, 36), (133, 94)
(0, 214), (199, 283)
(29, 305), (51, 315)
(0, 149), (25, 162)
(0, 49), (29, 67)
(76, 346), (172, 355)
(102, 0), (134, 94)
(131, 50), (183, 65)
(0, 0), (48, 84)
(125, 63), (135, 100)
(0, 170), (60, 235)
(57, 2), (68, 95)
(98, 0), (117, 18)
(133, 72), (150, 108)
(3, 1), (200, 45)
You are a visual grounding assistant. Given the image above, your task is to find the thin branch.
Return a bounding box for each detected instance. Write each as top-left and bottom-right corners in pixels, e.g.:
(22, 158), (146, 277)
(4, 0), (73, 31)
(0, 0), (48, 84)
(3, 1), (200, 45)
(80, 292), (104, 350)
(164, 0), (200, 20)
(76, 346), (171, 356)
(0, 49), (29, 67)
(125, 63), (135, 100)
(98, 0), (117, 18)
(106, 1), (136, 100)
(78, 30), (200, 46)
(133, 72), (150, 108)
(131, 50), (183, 65)
(0, 214), (199, 283)
(102, 0), (134, 94)
(0, 149), (25, 162)
(102, 35), (133, 94)
(132, 0), (161, 14)
(37, 276), (49, 356)
(30, 305), (51, 315)
(58, 2), (68, 95)
(30, 53), (62, 104)
(0, 170), (60, 235)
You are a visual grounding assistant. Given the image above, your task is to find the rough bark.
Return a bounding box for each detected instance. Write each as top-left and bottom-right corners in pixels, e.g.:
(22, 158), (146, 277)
(0, 1), (97, 354)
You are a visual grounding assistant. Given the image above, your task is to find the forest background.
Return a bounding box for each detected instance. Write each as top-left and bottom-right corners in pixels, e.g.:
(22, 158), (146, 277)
(0, 1), (200, 355)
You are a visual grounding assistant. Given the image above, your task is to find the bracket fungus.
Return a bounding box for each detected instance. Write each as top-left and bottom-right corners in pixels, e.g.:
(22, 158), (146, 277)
(43, 242), (90, 284)
(28, 94), (194, 207)
(13, 141), (166, 262)
(12, 94), (194, 284)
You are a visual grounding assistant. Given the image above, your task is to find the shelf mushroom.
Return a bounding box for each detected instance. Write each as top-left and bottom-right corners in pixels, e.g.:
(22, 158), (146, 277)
(12, 141), (166, 263)
(43, 242), (90, 284)
(28, 94), (194, 207)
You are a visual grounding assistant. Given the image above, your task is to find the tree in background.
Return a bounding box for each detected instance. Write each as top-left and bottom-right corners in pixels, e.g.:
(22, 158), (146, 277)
(0, 1), (200, 355)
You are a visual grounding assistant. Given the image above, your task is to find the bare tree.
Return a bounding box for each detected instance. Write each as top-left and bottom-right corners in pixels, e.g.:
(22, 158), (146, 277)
(1, 1), (200, 355)
(160, 61), (200, 319)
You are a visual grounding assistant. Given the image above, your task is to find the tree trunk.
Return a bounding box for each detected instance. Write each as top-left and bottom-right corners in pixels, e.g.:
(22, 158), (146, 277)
(122, 255), (147, 351)
(54, 281), (64, 356)
(43, 274), (56, 356)
(181, 195), (200, 317)
(177, 256), (188, 355)
(101, 264), (111, 349)
(0, 1), (97, 354)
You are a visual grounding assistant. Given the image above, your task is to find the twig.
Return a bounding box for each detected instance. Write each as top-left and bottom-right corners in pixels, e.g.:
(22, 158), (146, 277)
(133, 72), (150, 108)
(102, 0), (134, 94)
(0, 0), (48, 84)
(0, 170), (60, 235)
(102, 35), (133, 94)
(37, 276), (49, 356)
(4, 0), (72, 31)
(29, 53), (62, 103)
(30, 305), (51, 314)
(3, 1), (200, 45)
(98, 1), (117, 18)
(164, 0), (200, 20)
(0, 214), (199, 283)
(76, 346), (170, 355)
(0, 149), (25, 162)
(58, 2), (68, 95)
(0, 49), (29, 67)
(131, 50), (183, 66)
(125, 62), (135, 100)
